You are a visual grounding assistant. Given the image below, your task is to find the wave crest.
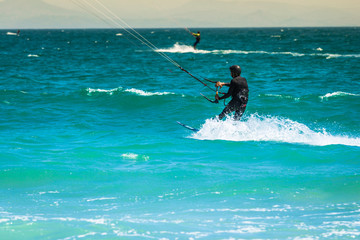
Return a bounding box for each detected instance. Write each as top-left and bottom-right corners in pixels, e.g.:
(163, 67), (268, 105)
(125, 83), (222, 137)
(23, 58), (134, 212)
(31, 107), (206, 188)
(86, 87), (122, 96)
(320, 91), (360, 100)
(86, 87), (175, 97)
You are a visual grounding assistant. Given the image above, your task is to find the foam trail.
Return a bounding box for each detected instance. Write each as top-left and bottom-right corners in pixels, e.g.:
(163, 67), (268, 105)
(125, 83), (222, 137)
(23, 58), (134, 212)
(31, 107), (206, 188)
(156, 43), (211, 54)
(192, 115), (360, 147)
(156, 43), (360, 58)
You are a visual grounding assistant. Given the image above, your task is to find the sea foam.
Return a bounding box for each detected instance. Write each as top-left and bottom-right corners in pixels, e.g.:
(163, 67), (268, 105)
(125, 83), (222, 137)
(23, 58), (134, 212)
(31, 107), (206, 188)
(192, 114), (360, 147)
(156, 43), (211, 54)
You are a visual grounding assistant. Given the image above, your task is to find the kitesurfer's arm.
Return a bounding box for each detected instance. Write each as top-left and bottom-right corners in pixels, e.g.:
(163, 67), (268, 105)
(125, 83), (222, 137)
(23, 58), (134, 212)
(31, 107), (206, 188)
(215, 81), (230, 88)
(215, 81), (232, 100)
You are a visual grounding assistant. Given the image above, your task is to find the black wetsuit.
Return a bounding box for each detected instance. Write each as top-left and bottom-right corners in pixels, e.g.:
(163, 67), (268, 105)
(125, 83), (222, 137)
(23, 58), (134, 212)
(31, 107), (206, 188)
(218, 76), (249, 120)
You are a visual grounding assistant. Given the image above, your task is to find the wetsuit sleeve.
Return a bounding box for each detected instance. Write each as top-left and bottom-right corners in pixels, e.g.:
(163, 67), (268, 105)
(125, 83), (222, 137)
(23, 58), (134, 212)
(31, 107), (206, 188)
(218, 81), (233, 100)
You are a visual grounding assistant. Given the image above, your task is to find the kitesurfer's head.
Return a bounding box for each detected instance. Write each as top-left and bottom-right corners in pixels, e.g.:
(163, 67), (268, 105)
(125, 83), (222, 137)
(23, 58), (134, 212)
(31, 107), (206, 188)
(230, 65), (241, 77)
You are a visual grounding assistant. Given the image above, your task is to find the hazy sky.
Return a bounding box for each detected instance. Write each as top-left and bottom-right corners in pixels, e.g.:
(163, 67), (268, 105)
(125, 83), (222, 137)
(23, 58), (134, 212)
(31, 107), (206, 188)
(1, 0), (359, 29)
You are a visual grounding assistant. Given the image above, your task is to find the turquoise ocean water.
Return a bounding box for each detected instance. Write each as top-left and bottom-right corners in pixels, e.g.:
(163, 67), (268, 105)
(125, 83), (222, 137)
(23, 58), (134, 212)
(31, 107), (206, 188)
(1, 28), (360, 239)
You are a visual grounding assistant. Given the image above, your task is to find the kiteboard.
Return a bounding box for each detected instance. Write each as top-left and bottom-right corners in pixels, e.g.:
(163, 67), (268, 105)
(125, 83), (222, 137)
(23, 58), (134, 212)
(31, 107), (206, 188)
(176, 121), (199, 132)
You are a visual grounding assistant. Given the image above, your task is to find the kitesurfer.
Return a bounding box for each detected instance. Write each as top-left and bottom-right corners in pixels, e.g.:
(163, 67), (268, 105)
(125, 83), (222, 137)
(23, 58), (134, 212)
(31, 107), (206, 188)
(191, 31), (200, 50)
(215, 65), (249, 120)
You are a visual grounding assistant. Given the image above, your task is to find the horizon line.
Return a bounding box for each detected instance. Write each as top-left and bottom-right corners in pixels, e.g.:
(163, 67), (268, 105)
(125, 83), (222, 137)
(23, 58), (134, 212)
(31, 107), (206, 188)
(2, 26), (359, 30)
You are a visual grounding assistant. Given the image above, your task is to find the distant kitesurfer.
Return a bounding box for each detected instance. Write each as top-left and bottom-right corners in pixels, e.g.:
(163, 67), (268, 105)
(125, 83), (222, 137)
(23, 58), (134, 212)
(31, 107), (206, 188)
(215, 65), (249, 121)
(191, 31), (200, 50)
(17, 30), (20, 36)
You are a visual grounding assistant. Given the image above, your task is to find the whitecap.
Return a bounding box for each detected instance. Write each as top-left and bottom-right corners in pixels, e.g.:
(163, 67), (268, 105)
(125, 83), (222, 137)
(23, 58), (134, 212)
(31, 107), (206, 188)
(0, 219), (9, 223)
(124, 88), (174, 96)
(320, 91), (359, 100)
(263, 94), (296, 100)
(322, 229), (360, 238)
(76, 232), (98, 238)
(39, 191), (59, 195)
(86, 197), (117, 202)
(86, 87), (122, 96)
(121, 153), (138, 159)
(86, 87), (174, 97)
(312, 53), (360, 59)
(121, 153), (149, 161)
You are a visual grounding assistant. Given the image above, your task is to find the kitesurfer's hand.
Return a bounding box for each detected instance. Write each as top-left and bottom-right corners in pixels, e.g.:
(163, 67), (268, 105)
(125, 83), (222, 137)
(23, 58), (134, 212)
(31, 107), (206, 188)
(215, 81), (224, 89)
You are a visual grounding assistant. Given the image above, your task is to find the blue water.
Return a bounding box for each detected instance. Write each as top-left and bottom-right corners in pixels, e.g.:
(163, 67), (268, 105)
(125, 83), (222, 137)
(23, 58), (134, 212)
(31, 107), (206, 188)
(1, 27), (360, 239)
